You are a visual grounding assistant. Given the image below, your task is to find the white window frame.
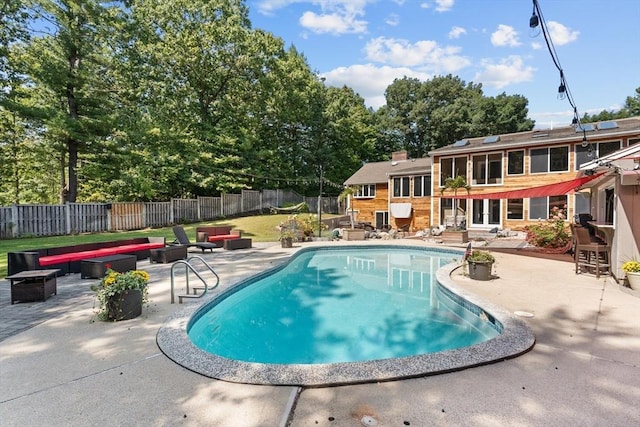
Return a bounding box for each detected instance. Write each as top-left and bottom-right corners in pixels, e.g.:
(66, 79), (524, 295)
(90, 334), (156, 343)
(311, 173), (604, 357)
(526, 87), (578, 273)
(471, 151), (503, 186)
(393, 176), (410, 198)
(413, 175), (431, 197)
(506, 149), (525, 176)
(530, 145), (569, 174)
(354, 184), (376, 198)
(439, 156), (468, 187)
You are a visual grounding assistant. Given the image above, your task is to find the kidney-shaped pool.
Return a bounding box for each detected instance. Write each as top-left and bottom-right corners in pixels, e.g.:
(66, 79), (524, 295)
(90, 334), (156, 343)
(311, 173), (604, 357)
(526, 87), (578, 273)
(157, 244), (535, 386)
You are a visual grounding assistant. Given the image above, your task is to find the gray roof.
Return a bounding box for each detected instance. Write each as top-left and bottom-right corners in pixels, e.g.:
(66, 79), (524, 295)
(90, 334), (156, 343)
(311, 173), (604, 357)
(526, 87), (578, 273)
(428, 116), (640, 157)
(344, 157), (431, 186)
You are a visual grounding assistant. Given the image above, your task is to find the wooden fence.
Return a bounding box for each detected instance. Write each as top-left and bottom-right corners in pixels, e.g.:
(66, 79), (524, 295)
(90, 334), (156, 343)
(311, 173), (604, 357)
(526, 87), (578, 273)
(0, 189), (339, 239)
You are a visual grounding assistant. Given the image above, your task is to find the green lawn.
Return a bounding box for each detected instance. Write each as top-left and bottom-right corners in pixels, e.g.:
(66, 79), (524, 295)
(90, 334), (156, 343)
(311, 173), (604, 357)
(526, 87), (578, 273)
(0, 213), (337, 278)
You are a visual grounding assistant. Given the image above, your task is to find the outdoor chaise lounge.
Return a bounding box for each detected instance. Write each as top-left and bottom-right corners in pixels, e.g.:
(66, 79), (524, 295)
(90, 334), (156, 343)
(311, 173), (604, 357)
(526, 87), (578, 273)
(172, 226), (217, 253)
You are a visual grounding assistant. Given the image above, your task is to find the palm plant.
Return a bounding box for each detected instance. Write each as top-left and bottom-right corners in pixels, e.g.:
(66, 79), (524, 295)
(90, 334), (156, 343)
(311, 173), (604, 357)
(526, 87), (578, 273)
(338, 186), (358, 229)
(440, 175), (470, 230)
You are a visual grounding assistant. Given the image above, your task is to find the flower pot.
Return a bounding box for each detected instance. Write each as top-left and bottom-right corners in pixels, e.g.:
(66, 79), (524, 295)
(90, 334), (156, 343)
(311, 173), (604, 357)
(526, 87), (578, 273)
(107, 289), (143, 321)
(281, 237), (293, 248)
(626, 272), (640, 290)
(468, 261), (493, 281)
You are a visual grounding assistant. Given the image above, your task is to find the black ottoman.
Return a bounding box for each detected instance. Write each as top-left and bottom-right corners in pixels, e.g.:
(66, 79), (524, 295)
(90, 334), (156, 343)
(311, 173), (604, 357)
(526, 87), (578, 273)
(150, 245), (188, 263)
(223, 238), (252, 250)
(81, 254), (137, 279)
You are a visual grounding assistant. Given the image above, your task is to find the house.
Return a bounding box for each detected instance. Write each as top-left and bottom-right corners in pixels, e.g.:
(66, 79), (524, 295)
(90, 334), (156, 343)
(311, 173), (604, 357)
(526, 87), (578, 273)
(343, 151), (431, 231)
(428, 116), (640, 232)
(577, 142), (640, 280)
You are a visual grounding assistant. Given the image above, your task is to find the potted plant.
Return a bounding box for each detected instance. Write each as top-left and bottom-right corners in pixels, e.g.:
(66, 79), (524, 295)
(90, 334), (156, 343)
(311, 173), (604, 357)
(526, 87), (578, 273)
(622, 259), (640, 290)
(440, 175), (470, 243)
(91, 267), (149, 321)
(466, 250), (495, 281)
(279, 229), (297, 248)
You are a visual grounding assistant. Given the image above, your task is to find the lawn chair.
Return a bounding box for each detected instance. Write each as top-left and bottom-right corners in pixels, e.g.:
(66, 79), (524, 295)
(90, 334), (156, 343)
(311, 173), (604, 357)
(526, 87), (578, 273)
(172, 226), (217, 253)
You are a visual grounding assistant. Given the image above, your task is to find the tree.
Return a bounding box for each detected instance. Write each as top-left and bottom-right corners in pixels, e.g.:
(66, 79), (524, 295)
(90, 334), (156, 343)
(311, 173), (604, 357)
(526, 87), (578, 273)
(376, 75), (534, 157)
(581, 86), (640, 122)
(7, 0), (117, 203)
(440, 175), (470, 230)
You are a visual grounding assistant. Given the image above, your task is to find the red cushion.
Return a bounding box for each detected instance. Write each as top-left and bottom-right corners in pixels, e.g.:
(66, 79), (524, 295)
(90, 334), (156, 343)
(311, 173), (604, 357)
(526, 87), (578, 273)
(38, 242), (165, 266)
(206, 234), (240, 242)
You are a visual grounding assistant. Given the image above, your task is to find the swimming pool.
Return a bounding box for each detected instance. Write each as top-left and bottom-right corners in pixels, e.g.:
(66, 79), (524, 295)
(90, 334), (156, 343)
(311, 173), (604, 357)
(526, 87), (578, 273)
(157, 243), (535, 386)
(188, 247), (499, 364)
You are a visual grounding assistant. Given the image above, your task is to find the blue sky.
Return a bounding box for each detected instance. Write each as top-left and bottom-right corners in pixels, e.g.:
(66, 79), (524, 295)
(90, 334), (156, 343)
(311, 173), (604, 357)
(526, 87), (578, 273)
(249, 0), (640, 129)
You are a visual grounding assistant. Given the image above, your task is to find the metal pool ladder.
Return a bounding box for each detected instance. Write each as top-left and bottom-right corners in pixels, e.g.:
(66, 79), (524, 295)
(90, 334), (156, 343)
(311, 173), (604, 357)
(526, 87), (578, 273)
(170, 255), (220, 303)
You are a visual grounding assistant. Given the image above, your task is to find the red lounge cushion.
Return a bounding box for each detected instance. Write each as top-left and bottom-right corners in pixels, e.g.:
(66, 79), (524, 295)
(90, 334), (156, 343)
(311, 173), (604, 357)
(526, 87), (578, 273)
(38, 242), (165, 266)
(206, 234), (240, 243)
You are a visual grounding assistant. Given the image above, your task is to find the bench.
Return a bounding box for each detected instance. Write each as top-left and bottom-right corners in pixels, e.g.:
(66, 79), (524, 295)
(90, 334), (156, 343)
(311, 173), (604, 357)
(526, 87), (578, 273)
(195, 226), (242, 248)
(80, 254), (137, 279)
(7, 237), (165, 276)
(149, 245), (188, 263)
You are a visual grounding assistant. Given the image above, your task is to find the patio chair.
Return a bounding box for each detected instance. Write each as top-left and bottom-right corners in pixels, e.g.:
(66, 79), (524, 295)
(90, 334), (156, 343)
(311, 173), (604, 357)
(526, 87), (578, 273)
(172, 226), (217, 253)
(572, 224), (610, 279)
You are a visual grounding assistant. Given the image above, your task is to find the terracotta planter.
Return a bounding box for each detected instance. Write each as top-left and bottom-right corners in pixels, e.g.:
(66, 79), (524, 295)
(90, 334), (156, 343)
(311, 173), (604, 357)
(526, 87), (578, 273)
(468, 261), (493, 281)
(626, 272), (640, 290)
(107, 289), (142, 321)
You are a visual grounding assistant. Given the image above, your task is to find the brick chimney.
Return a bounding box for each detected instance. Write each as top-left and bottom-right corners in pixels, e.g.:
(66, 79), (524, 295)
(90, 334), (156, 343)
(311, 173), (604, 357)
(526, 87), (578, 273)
(392, 150), (409, 161)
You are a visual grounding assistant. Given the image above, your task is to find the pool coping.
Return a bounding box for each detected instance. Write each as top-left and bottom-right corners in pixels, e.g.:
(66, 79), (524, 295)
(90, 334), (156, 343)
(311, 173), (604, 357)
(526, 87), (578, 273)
(156, 245), (536, 387)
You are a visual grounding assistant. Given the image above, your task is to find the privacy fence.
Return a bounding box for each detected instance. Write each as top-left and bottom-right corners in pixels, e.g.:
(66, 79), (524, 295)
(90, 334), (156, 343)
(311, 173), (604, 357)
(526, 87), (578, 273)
(0, 189), (339, 239)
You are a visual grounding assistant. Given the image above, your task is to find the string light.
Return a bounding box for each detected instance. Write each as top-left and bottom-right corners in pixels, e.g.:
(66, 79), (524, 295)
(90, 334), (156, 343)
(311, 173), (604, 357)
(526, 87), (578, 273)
(204, 165), (344, 191)
(529, 0), (593, 155)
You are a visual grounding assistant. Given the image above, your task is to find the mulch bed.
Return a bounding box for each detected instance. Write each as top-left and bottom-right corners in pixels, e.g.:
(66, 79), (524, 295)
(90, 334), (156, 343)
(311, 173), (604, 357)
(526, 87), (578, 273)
(486, 247), (574, 263)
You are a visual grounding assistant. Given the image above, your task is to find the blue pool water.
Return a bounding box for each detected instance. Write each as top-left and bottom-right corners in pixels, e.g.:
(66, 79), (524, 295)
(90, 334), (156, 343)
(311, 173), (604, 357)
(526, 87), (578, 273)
(188, 246), (500, 365)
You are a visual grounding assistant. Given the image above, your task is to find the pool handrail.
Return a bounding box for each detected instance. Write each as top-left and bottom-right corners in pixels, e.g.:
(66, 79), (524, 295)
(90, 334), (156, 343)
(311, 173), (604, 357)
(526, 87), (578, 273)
(170, 255), (220, 304)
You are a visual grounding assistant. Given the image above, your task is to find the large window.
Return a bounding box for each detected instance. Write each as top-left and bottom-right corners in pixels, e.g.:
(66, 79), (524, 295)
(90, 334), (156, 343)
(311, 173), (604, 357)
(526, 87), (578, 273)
(393, 177), (410, 197)
(530, 195), (567, 220)
(472, 153), (502, 185)
(413, 175), (431, 197)
(507, 150), (524, 175)
(355, 184), (376, 198)
(530, 146), (569, 173)
(439, 156), (467, 185)
(574, 141), (621, 170)
(507, 199), (524, 219)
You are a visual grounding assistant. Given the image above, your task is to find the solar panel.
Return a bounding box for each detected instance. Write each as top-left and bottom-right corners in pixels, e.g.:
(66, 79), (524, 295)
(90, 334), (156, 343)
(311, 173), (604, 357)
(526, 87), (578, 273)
(453, 139), (469, 147)
(532, 132), (549, 138)
(597, 121), (618, 130)
(483, 135), (500, 144)
(575, 124), (596, 132)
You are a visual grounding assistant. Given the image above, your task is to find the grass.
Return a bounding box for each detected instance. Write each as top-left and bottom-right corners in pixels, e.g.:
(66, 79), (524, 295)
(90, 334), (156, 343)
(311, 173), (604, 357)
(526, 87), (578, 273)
(0, 213), (337, 277)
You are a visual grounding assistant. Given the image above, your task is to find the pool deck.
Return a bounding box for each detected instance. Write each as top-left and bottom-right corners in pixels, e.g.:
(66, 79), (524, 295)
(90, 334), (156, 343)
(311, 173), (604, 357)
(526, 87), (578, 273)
(1, 240), (639, 426)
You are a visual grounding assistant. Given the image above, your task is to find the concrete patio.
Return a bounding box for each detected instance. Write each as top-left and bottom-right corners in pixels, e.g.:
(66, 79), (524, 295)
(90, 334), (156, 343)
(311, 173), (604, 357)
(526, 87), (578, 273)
(1, 240), (638, 426)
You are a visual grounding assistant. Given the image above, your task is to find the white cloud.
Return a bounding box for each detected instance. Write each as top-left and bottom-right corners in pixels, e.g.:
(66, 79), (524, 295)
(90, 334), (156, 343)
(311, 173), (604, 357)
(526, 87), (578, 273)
(491, 24), (521, 47)
(448, 26), (466, 39)
(321, 64), (433, 109)
(419, 0), (454, 11)
(547, 21), (579, 45)
(531, 41), (542, 50)
(386, 13), (400, 27)
(299, 11), (367, 34)
(473, 56), (535, 89)
(364, 36), (470, 73)
(435, 0), (455, 12)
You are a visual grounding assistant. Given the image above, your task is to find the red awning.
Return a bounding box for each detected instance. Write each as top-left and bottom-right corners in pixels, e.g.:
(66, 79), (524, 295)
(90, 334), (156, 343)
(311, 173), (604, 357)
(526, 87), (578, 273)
(443, 172), (606, 200)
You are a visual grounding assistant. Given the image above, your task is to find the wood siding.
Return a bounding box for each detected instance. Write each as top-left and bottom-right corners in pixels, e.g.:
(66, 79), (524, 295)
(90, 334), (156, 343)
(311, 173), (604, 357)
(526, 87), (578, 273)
(350, 183), (432, 232)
